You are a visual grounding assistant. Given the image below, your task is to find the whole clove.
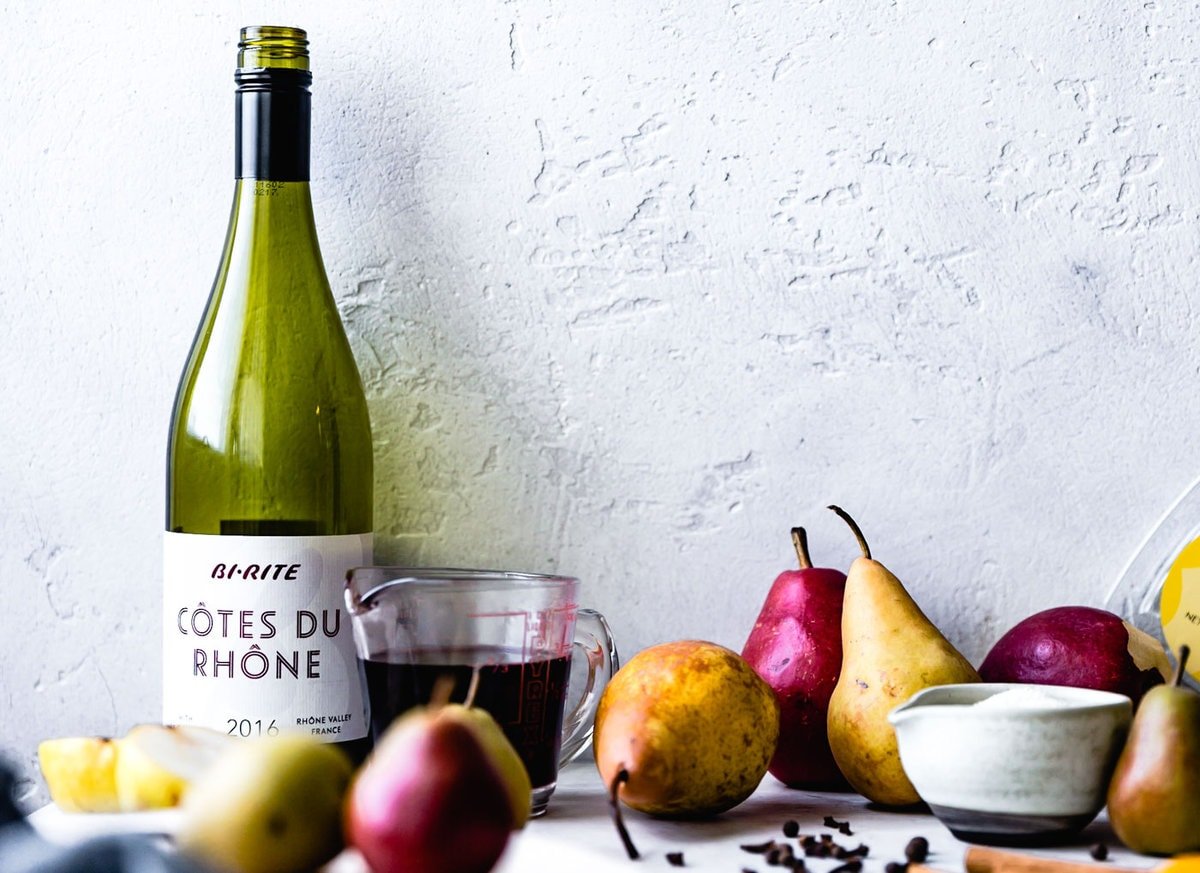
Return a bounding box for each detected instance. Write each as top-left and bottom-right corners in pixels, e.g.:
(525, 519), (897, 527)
(784, 858), (806, 872)
(800, 831), (870, 860)
(829, 861), (863, 873)
(1090, 843), (1109, 862)
(741, 840), (778, 854)
(822, 814), (852, 834)
(817, 834), (835, 854)
(666, 851), (685, 867)
(766, 844), (796, 867)
(885, 863), (908, 873)
(905, 837), (930, 864)
(783, 819), (801, 838)
(834, 844), (870, 860)
(807, 843), (831, 859)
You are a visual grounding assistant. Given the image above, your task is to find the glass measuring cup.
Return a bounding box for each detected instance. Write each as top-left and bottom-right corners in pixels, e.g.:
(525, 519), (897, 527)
(344, 567), (618, 815)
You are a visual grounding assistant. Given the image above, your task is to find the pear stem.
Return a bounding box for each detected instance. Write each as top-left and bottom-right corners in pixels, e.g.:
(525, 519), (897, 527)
(429, 674), (456, 709)
(463, 666), (482, 708)
(791, 527), (813, 569)
(1172, 645), (1191, 688)
(828, 505), (871, 559)
(608, 768), (639, 860)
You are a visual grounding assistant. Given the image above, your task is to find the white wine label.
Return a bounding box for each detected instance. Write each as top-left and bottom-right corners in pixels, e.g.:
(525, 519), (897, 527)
(163, 531), (373, 742)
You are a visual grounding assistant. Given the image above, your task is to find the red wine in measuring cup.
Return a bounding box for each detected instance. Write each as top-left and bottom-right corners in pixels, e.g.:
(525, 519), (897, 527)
(360, 647), (571, 788)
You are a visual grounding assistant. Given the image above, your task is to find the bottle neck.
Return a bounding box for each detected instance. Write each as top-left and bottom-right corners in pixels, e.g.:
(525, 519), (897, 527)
(234, 69), (311, 181)
(225, 179), (325, 284)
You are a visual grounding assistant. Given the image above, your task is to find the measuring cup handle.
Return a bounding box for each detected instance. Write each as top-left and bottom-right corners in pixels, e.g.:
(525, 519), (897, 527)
(558, 608), (619, 765)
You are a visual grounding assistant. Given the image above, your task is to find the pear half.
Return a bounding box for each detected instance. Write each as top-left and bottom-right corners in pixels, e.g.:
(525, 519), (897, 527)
(38, 736), (121, 813)
(115, 725), (237, 810)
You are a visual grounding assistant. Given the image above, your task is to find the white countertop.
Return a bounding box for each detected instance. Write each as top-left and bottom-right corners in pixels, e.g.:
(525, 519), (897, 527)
(30, 762), (1157, 873)
(493, 762), (1155, 873)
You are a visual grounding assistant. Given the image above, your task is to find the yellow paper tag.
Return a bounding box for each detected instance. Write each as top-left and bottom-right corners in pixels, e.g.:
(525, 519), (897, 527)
(1160, 536), (1200, 680)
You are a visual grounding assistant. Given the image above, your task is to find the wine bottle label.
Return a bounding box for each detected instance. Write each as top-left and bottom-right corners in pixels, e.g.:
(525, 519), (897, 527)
(162, 531), (373, 742)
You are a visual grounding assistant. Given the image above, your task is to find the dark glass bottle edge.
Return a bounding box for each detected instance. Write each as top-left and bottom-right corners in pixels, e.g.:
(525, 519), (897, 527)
(234, 66), (312, 91)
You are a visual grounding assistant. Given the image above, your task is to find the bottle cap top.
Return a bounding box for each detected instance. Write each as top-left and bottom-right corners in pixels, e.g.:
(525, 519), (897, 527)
(238, 26), (309, 71)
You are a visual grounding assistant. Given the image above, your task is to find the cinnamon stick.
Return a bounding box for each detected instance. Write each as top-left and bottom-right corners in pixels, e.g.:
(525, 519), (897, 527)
(959, 847), (1144, 873)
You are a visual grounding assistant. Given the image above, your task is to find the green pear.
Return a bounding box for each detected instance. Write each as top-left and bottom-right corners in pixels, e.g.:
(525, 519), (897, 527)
(1107, 645), (1200, 856)
(825, 506), (980, 806)
(177, 735), (353, 873)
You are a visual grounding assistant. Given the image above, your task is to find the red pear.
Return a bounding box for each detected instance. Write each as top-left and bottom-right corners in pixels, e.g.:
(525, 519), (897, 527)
(980, 606), (1170, 706)
(345, 706), (514, 873)
(742, 527), (848, 789)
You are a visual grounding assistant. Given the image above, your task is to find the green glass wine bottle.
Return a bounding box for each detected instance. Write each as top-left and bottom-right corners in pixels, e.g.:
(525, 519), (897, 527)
(164, 26), (373, 757)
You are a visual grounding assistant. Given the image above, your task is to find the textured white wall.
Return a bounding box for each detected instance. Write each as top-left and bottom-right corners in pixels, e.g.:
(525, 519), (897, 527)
(3, 1), (1198, 802)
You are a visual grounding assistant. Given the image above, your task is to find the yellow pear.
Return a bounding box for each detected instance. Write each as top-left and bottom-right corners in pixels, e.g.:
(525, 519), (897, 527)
(38, 736), (121, 812)
(594, 640), (779, 819)
(826, 506), (980, 806)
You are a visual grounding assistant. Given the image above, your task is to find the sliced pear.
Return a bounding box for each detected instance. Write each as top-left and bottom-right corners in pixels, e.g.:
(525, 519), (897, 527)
(38, 736), (121, 812)
(115, 725), (238, 811)
(1123, 621), (1172, 682)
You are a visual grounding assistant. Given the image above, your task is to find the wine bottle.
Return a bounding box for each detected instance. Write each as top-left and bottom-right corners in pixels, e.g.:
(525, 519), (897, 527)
(164, 26), (373, 756)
